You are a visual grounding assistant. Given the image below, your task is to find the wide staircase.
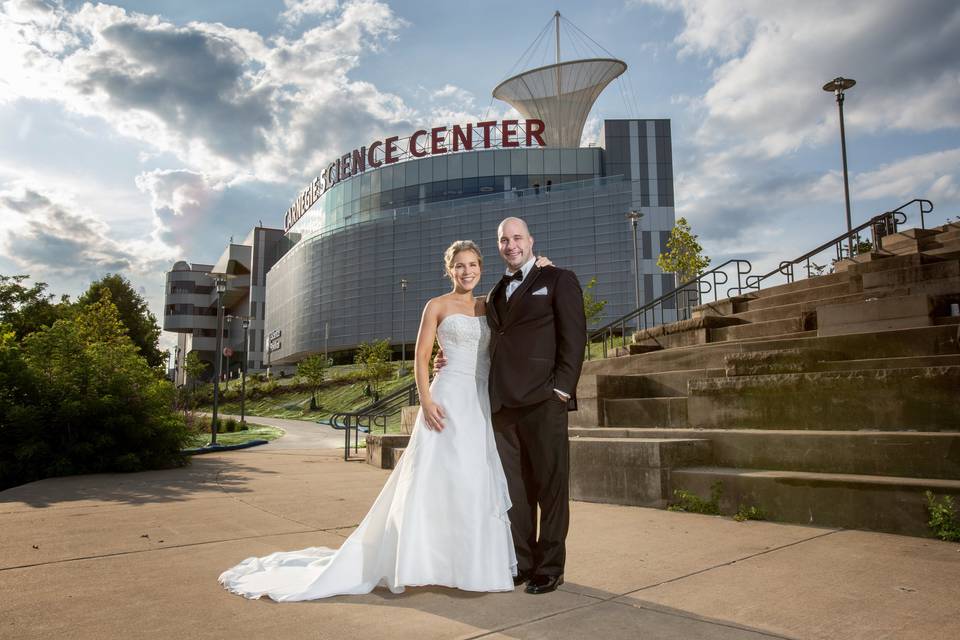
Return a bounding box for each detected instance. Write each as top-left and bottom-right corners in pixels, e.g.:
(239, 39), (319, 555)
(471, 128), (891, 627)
(570, 218), (960, 537)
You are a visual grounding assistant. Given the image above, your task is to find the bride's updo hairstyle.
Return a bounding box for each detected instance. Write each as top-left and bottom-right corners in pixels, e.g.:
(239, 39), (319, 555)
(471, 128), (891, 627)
(443, 240), (483, 278)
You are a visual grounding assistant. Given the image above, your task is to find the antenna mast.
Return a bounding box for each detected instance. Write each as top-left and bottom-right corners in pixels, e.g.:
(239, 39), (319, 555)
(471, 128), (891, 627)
(555, 10), (562, 145)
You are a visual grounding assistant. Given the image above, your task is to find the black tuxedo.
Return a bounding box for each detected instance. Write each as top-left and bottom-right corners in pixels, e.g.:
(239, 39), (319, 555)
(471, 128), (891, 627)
(485, 264), (587, 577)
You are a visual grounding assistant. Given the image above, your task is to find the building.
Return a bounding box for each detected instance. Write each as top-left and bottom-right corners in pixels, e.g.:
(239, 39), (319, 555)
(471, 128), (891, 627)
(163, 49), (678, 377)
(163, 226), (283, 383)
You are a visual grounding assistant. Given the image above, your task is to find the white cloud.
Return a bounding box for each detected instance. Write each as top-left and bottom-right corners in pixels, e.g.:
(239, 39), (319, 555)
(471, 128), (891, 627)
(641, 0), (960, 158)
(0, 0), (413, 182)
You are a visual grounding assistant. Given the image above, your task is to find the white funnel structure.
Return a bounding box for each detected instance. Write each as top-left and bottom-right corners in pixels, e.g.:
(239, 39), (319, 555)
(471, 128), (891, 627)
(493, 57), (627, 148)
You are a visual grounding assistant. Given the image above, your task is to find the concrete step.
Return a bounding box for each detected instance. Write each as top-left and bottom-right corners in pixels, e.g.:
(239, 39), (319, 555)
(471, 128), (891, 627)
(581, 324), (960, 379)
(724, 348), (842, 376)
(726, 292), (867, 324)
(859, 258), (959, 290)
(670, 466), (960, 537)
(687, 365), (960, 431)
(569, 437), (711, 507)
(602, 397), (688, 427)
(817, 353), (960, 372)
(568, 428), (960, 480)
(709, 317), (807, 342)
(729, 271), (849, 303)
(741, 281), (855, 312)
(365, 434), (410, 469)
(816, 293), (933, 337)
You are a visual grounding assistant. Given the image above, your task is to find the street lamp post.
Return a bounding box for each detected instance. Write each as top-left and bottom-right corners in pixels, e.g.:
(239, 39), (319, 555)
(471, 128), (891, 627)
(823, 76), (856, 258)
(210, 275), (227, 445)
(398, 278), (408, 377)
(625, 210), (644, 313)
(228, 315), (251, 427)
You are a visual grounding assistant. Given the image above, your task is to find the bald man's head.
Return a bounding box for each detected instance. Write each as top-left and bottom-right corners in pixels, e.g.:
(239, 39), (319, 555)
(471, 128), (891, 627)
(497, 217), (534, 271)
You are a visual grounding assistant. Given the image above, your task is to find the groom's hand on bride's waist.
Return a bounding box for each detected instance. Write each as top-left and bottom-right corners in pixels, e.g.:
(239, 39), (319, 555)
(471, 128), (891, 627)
(433, 349), (447, 372)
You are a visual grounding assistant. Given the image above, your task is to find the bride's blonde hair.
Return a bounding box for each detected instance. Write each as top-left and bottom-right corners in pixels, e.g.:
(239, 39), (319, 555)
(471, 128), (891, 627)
(443, 240), (483, 278)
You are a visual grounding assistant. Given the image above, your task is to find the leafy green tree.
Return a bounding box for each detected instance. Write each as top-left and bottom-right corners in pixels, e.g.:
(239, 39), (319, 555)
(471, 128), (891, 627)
(354, 339), (393, 401)
(582, 277), (607, 328)
(0, 274), (70, 339)
(0, 290), (189, 490)
(180, 350), (208, 413)
(76, 273), (164, 368)
(656, 217), (711, 285)
(297, 354), (331, 409)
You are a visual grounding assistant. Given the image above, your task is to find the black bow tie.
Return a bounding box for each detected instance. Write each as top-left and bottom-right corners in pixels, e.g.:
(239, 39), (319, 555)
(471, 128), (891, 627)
(502, 271), (523, 285)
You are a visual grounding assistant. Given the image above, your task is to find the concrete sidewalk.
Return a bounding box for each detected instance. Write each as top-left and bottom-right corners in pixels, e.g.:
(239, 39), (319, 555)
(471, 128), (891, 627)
(2, 448), (958, 640)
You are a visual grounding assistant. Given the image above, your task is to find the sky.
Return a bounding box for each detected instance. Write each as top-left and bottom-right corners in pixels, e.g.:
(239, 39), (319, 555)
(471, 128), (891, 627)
(1, 0), (958, 357)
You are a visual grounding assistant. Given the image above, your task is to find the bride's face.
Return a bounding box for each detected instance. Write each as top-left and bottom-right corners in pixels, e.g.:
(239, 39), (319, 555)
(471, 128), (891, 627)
(449, 250), (482, 293)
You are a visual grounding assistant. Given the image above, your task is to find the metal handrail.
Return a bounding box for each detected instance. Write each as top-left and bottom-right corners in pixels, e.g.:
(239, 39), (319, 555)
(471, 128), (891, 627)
(586, 197), (934, 361)
(332, 381), (419, 460)
(586, 259), (753, 360)
(737, 198), (931, 293)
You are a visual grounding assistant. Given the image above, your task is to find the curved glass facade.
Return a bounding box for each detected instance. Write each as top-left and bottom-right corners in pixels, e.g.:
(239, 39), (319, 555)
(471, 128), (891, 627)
(285, 148), (603, 245)
(266, 174), (632, 364)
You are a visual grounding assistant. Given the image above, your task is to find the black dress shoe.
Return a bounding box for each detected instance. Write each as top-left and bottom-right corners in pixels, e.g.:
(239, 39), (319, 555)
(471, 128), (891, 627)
(524, 573), (563, 594)
(513, 569), (533, 587)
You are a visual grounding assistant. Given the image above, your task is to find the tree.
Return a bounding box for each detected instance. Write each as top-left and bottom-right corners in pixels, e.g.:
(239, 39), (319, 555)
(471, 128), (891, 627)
(656, 217), (711, 285)
(76, 273), (164, 368)
(182, 351), (208, 413)
(354, 339), (393, 401)
(297, 354), (330, 410)
(582, 277), (607, 328)
(1, 290), (189, 490)
(0, 274), (70, 339)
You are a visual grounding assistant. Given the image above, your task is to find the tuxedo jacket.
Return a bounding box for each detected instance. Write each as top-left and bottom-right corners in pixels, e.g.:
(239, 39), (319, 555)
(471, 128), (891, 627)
(485, 265), (587, 413)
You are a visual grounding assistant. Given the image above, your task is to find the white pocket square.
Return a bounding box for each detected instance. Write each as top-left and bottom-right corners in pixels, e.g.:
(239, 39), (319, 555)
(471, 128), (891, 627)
(532, 287), (548, 296)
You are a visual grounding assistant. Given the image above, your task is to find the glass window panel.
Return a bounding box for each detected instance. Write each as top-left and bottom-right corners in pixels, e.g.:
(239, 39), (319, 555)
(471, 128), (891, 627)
(543, 149), (560, 173)
(461, 152), (478, 178)
(405, 160), (419, 186)
(577, 149), (594, 174)
(510, 149), (528, 174)
(381, 165), (393, 191)
(478, 151), (495, 176)
(494, 150), (510, 175)
(560, 149), (577, 174)
(419, 156), (432, 182)
(432, 155), (447, 181)
(447, 153), (462, 179)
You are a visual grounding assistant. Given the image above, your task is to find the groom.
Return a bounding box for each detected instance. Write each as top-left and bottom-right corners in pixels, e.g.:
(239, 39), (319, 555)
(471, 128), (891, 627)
(486, 216), (587, 594)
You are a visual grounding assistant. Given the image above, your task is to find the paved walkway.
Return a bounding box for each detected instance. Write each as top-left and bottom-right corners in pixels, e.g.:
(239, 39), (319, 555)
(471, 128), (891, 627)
(214, 413), (348, 450)
(2, 445), (959, 639)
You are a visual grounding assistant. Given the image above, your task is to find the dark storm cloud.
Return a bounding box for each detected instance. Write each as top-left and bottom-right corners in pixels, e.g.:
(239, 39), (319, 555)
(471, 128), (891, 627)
(74, 22), (276, 161)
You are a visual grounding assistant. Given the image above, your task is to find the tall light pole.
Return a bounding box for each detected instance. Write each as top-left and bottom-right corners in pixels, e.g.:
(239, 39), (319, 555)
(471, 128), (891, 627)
(626, 210), (643, 312)
(398, 278), (408, 377)
(210, 274), (227, 445)
(228, 315), (251, 427)
(823, 76), (856, 258)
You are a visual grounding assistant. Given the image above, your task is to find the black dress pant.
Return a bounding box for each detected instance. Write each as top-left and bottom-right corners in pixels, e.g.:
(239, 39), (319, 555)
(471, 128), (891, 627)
(492, 398), (570, 576)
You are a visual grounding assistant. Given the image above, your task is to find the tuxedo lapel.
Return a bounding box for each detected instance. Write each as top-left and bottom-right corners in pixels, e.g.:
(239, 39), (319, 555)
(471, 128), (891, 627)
(486, 280), (504, 328)
(502, 266), (544, 327)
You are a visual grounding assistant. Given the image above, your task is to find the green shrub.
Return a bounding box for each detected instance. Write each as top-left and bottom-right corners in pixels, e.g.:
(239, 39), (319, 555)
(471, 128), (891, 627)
(0, 294), (190, 490)
(925, 491), (960, 542)
(667, 482), (723, 515)
(734, 504), (766, 522)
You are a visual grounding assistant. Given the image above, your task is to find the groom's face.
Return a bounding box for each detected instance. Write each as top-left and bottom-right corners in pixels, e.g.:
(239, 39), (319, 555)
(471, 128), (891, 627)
(498, 219), (534, 271)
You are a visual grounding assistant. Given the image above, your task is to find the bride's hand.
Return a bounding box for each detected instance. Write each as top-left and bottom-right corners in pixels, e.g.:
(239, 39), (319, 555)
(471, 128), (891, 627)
(433, 348), (447, 371)
(422, 400), (446, 431)
(535, 255), (553, 267)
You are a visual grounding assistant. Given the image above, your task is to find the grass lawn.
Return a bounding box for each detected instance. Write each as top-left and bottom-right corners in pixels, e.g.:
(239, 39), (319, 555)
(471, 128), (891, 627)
(186, 423), (285, 448)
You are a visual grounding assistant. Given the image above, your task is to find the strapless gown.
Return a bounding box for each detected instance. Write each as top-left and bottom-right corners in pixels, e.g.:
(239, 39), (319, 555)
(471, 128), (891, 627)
(218, 313), (517, 600)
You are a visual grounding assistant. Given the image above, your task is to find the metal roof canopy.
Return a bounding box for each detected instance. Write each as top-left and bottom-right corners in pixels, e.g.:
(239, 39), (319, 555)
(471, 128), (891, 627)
(492, 57), (627, 148)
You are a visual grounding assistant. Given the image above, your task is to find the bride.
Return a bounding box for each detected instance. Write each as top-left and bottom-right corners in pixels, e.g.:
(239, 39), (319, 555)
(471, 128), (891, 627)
(219, 241), (548, 601)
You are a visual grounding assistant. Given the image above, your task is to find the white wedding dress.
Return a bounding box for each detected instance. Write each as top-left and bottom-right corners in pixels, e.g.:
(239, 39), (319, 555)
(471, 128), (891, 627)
(218, 313), (517, 601)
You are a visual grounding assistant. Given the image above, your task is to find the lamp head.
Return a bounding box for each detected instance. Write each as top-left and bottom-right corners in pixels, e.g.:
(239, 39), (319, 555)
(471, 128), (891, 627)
(822, 77), (856, 95)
